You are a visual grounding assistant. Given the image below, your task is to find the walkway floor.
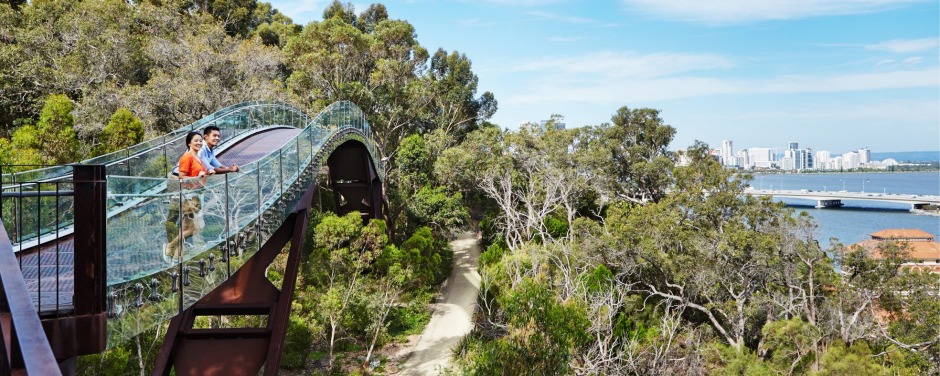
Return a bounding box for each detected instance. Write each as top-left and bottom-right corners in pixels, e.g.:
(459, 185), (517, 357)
(398, 231), (481, 375)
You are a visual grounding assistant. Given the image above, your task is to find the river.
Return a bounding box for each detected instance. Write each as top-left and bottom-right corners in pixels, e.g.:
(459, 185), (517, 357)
(748, 172), (940, 246)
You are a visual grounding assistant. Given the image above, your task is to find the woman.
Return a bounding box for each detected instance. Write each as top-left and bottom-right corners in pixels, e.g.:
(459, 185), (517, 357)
(164, 132), (208, 263)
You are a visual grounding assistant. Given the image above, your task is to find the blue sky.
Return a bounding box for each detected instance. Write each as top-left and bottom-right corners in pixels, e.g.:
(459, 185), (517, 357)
(267, 0), (939, 153)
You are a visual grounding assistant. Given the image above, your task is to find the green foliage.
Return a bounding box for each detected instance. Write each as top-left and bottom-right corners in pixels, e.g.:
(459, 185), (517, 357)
(76, 326), (163, 376)
(396, 133), (431, 190)
(759, 318), (819, 374)
(585, 106), (677, 203)
(282, 315), (314, 369)
(397, 226), (451, 286)
(543, 214), (568, 239)
(815, 341), (881, 375)
(386, 296), (432, 339)
(459, 278), (590, 375)
(580, 264), (613, 295)
(95, 107), (144, 156)
(709, 344), (774, 376)
(4, 94), (79, 165)
(76, 344), (135, 376)
(479, 242), (508, 267)
(406, 185), (468, 236)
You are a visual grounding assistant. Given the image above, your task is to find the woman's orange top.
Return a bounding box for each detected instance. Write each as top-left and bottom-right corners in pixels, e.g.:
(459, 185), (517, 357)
(178, 152), (207, 178)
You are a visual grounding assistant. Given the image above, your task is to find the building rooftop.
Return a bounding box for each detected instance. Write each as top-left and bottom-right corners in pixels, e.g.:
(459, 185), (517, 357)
(853, 239), (940, 261)
(869, 229), (935, 241)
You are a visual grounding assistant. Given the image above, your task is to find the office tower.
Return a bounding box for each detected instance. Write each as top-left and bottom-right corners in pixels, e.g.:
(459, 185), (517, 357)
(858, 148), (870, 164)
(736, 149), (750, 168)
(815, 150), (830, 170)
(720, 140), (734, 166)
(843, 151), (860, 169)
(788, 142), (799, 150)
(748, 147), (774, 169)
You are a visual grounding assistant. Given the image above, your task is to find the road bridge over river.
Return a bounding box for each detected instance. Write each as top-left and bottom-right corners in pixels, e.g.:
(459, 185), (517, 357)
(745, 188), (940, 210)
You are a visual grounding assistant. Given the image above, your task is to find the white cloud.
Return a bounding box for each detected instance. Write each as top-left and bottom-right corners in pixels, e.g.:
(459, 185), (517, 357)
(903, 56), (924, 65)
(511, 51), (734, 78)
(621, 0), (929, 25)
(505, 66), (939, 104)
(525, 10), (596, 24)
(867, 38), (940, 53)
(874, 59), (896, 67)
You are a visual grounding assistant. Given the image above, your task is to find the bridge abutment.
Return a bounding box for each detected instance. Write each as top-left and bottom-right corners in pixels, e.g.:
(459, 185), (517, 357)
(815, 199), (843, 208)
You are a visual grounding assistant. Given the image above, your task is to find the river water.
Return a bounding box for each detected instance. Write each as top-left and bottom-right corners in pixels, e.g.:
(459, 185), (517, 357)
(748, 172), (940, 246)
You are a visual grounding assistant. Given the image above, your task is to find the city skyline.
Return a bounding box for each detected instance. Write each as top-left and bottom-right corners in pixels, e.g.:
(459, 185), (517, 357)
(715, 138), (908, 171)
(268, 0), (939, 152)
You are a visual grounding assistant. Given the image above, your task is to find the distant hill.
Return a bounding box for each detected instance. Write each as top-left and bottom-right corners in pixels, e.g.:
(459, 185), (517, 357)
(871, 151), (940, 163)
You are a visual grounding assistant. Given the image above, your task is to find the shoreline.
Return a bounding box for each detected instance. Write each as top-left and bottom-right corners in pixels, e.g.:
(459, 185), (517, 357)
(911, 209), (940, 217)
(750, 170), (939, 175)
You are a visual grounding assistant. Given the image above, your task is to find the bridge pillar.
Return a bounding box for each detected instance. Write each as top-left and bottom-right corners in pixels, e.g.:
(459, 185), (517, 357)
(815, 199), (843, 208)
(912, 203), (927, 210)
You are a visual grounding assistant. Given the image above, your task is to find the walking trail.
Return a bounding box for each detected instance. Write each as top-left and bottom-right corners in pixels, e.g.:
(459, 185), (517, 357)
(398, 231), (481, 375)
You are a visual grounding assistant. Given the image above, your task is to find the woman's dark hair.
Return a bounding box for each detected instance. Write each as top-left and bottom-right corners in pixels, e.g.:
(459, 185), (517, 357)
(185, 131), (202, 147)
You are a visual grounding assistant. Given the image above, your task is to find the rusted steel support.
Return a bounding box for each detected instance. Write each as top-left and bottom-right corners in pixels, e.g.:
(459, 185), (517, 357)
(153, 206), (310, 376)
(262, 207), (309, 375)
(72, 165), (107, 318)
(39, 165), (110, 365)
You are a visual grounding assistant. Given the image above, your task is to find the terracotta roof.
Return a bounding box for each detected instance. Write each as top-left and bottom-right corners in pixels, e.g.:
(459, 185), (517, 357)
(853, 239), (940, 261)
(869, 229), (936, 240)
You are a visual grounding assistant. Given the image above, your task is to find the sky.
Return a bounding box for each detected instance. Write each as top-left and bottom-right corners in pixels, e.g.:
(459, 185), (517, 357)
(266, 0), (940, 153)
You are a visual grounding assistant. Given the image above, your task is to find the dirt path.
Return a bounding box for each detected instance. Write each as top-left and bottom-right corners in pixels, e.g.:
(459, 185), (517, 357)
(397, 231), (481, 375)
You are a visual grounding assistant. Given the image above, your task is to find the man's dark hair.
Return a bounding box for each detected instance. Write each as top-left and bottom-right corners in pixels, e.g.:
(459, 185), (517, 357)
(203, 125), (221, 136)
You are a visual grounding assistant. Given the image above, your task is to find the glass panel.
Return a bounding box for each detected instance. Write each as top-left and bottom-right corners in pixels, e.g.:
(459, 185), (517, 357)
(104, 177), (182, 346)
(4, 100), (390, 347)
(179, 174), (228, 311)
(256, 153), (281, 248)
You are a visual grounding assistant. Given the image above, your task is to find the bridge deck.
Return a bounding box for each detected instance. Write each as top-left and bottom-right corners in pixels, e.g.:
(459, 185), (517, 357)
(13, 127), (301, 314)
(746, 188), (940, 206)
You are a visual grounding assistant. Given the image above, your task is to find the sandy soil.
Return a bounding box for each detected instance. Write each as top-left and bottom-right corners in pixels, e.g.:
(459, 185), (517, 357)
(394, 231), (481, 375)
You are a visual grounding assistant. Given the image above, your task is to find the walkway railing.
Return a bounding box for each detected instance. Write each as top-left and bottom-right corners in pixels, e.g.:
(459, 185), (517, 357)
(102, 101), (382, 347)
(0, 223), (62, 375)
(1, 102), (311, 249)
(0, 101), (384, 351)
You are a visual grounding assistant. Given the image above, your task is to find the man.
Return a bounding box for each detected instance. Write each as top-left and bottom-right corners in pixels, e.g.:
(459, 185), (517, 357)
(198, 125), (239, 174)
(171, 125), (239, 176)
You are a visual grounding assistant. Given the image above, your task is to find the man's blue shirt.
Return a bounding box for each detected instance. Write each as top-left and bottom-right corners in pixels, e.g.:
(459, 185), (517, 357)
(198, 144), (222, 171)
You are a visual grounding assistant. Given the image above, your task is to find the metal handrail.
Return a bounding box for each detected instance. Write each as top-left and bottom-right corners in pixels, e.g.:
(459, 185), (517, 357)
(0, 223), (61, 375)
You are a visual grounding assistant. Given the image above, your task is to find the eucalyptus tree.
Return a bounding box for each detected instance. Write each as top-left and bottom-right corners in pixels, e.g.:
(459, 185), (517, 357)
(284, 3), (495, 161)
(582, 106), (676, 205)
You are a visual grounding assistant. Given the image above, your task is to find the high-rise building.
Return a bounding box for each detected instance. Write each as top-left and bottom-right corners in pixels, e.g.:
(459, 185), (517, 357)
(788, 142), (799, 150)
(829, 155), (843, 171)
(721, 140), (735, 166)
(747, 147), (775, 169)
(843, 151), (860, 170)
(858, 148), (870, 165)
(736, 149), (750, 168)
(815, 150), (830, 170)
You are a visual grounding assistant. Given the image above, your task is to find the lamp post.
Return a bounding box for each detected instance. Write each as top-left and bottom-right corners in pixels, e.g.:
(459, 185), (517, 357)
(840, 179), (845, 191)
(862, 178), (869, 193)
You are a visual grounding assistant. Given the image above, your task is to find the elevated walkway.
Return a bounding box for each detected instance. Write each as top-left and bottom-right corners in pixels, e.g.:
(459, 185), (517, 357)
(0, 101), (387, 375)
